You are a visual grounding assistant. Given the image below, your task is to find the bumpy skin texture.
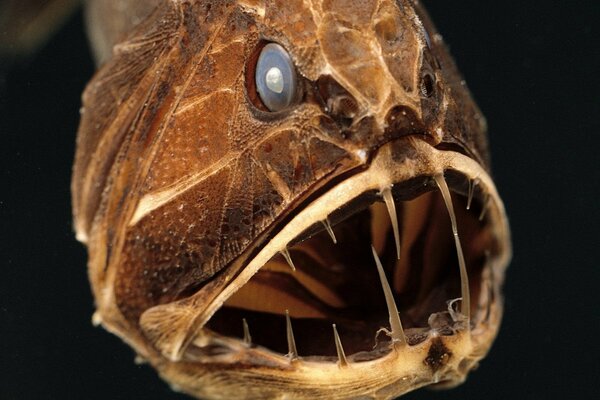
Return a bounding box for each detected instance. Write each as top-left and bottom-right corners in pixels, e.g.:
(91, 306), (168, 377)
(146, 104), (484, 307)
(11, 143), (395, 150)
(73, 1), (503, 399)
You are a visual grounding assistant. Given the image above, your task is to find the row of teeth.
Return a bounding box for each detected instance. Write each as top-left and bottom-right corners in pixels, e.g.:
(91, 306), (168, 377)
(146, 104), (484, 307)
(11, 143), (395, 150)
(231, 173), (478, 365)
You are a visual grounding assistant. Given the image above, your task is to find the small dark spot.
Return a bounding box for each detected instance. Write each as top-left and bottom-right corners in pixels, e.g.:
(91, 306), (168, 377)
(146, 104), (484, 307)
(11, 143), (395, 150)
(424, 338), (452, 372)
(263, 143), (273, 153)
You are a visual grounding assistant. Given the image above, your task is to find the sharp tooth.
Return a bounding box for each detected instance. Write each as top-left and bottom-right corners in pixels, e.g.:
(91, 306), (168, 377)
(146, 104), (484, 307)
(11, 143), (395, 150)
(285, 310), (298, 359)
(381, 187), (401, 260)
(467, 179), (476, 210)
(434, 174), (471, 324)
(280, 249), (296, 271)
(242, 318), (252, 345)
(371, 246), (406, 347)
(332, 324), (349, 367)
(321, 219), (337, 244)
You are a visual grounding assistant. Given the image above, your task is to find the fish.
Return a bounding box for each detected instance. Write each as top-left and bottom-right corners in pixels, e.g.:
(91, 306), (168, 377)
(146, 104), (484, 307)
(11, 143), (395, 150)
(71, 1), (512, 399)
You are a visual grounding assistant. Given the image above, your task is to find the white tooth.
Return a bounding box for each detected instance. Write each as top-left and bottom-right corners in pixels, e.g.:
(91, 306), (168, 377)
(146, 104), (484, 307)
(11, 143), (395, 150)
(285, 310), (298, 359)
(280, 249), (296, 271)
(371, 246), (406, 347)
(242, 318), (252, 345)
(467, 179), (477, 210)
(321, 219), (337, 244)
(434, 174), (471, 324)
(332, 324), (349, 367)
(381, 187), (401, 260)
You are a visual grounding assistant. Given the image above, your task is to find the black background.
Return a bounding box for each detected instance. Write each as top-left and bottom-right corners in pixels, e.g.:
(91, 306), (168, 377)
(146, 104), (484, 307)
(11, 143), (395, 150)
(1, 1), (598, 399)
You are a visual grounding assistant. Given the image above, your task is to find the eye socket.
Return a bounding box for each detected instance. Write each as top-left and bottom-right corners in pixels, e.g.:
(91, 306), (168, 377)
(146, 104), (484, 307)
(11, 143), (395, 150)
(254, 43), (298, 112)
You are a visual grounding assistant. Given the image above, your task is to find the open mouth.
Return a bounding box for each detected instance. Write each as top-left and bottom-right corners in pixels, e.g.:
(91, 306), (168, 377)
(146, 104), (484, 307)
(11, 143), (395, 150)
(189, 142), (505, 367)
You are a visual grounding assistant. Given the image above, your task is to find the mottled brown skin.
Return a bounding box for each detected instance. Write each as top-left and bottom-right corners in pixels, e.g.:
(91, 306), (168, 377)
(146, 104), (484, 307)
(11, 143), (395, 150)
(72, 1), (510, 399)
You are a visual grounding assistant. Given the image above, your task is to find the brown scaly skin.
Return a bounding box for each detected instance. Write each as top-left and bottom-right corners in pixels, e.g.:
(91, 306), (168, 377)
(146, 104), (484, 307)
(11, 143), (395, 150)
(72, 1), (511, 399)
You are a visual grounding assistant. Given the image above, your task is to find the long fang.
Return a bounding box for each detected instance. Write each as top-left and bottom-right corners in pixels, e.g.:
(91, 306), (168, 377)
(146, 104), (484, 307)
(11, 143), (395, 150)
(321, 219), (337, 244)
(285, 310), (298, 359)
(434, 174), (471, 324)
(242, 318), (252, 345)
(467, 179), (476, 210)
(381, 187), (401, 259)
(280, 249), (296, 271)
(371, 246), (406, 347)
(332, 324), (349, 367)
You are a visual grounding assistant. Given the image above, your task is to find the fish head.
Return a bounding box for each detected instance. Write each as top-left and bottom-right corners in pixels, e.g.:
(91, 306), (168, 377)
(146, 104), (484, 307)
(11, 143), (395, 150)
(73, 1), (511, 399)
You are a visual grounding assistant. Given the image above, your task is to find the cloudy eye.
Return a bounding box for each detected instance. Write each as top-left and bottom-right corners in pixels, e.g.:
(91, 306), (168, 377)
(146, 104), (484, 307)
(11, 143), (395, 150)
(255, 43), (298, 112)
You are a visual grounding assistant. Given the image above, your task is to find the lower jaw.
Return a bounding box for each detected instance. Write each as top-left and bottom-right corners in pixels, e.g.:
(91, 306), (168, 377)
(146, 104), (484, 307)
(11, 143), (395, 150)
(171, 300), (502, 400)
(141, 138), (510, 398)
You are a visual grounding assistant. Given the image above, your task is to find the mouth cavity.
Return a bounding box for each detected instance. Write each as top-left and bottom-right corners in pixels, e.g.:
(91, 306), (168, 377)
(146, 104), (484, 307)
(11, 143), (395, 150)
(202, 170), (498, 364)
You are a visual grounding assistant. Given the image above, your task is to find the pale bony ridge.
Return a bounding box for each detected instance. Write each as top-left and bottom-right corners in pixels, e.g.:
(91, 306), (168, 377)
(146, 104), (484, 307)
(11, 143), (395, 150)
(174, 88), (234, 116)
(306, 0), (323, 26)
(264, 162), (293, 201)
(176, 139), (510, 359)
(207, 37), (247, 56)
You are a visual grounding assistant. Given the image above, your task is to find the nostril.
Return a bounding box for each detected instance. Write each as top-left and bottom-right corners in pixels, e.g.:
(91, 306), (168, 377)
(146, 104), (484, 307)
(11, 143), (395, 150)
(327, 96), (358, 128)
(316, 75), (359, 127)
(336, 97), (359, 118)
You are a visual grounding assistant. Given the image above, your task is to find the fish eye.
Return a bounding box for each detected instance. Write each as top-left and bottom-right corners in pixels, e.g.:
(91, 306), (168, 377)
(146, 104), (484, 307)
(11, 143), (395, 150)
(254, 43), (298, 112)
